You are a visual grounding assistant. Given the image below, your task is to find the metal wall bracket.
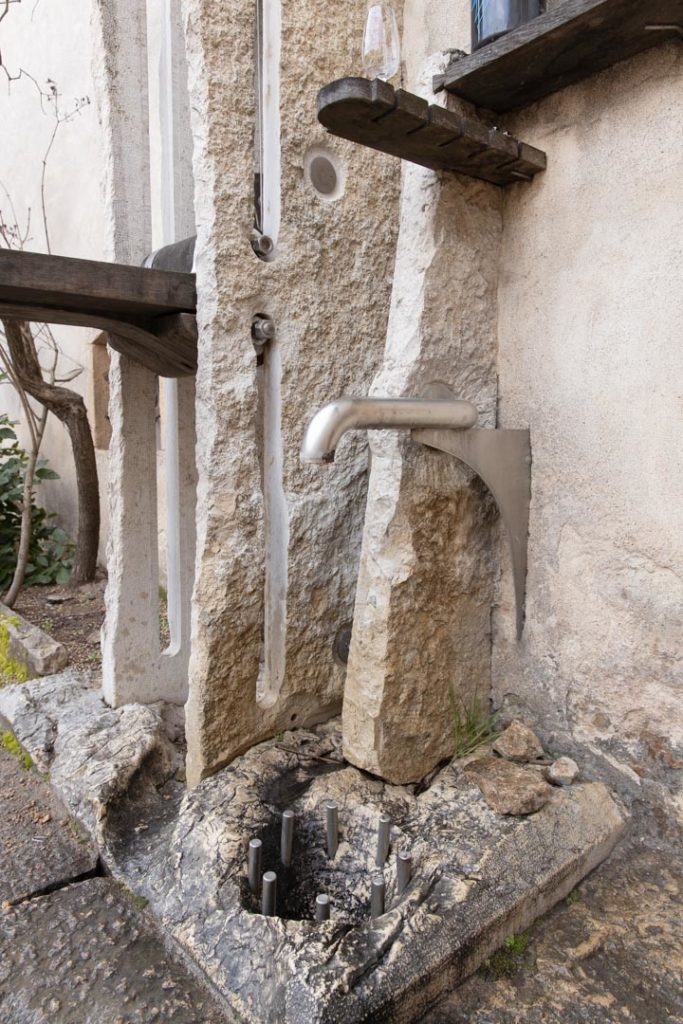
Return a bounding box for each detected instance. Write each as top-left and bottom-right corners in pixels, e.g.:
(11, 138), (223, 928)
(413, 426), (531, 639)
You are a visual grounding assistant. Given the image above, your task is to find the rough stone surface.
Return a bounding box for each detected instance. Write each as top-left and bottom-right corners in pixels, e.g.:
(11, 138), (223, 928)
(0, 745), (97, 905)
(493, 720), (546, 764)
(546, 756), (580, 787)
(0, 878), (229, 1023)
(0, 672), (182, 842)
(0, 602), (69, 678)
(466, 758), (554, 816)
(341, 54), (504, 785)
(1, 678), (627, 1023)
(492, 41), (683, 811)
(422, 810), (683, 1024)
(181, 0), (401, 784)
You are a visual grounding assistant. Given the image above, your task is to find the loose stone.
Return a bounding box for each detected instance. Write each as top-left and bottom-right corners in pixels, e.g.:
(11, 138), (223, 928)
(466, 757), (554, 815)
(545, 756), (580, 787)
(493, 719), (546, 763)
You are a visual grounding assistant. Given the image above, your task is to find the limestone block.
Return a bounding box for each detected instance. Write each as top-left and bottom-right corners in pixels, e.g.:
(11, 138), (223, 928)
(341, 58), (504, 785)
(0, 602), (68, 679)
(181, 0), (400, 783)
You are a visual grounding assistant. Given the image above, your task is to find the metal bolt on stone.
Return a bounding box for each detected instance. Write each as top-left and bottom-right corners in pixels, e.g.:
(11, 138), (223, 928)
(251, 233), (275, 258)
(376, 814), (391, 867)
(397, 850), (412, 894)
(315, 894), (331, 922)
(281, 810), (294, 867)
(248, 837), (262, 894)
(262, 871), (277, 916)
(325, 800), (339, 859)
(370, 875), (386, 919)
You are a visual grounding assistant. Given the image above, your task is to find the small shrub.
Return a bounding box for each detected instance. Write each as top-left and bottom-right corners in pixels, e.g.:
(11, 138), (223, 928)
(0, 413), (73, 590)
(566, 889), (580, 906)
(450, 687), (500, 759)
(1, 730), (33, 769)
(481, 932), (531, 979)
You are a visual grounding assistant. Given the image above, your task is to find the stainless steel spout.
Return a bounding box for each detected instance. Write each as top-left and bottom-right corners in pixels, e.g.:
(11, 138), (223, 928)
(300, 396), (478, 464)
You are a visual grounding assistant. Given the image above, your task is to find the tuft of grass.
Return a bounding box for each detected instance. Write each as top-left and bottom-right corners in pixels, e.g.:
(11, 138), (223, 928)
(449, 687), (500, 759)
(1, 730), (33, 770)
(481, 932), (531, 979)
(566, 889), (580, 906)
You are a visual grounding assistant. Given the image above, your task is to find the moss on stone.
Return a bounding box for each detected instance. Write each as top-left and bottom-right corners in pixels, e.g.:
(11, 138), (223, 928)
(1, 730), (33, 770)
(0, 613), (29, 686)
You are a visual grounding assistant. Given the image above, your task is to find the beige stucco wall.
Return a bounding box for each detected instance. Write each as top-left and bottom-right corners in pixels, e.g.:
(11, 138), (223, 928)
(493, 42), (683, 788)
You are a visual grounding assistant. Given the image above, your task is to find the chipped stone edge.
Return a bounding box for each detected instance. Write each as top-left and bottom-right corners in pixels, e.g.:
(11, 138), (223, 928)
(0, 601), (69, 679)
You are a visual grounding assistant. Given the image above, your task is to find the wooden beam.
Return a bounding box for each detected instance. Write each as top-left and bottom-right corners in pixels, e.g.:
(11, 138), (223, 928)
(0, 248), (198, 376)
(437, 0), (683, 111)
(317, 78), (546, 186)
(0, 248), (196, 320)
(0, 303), (197, 377)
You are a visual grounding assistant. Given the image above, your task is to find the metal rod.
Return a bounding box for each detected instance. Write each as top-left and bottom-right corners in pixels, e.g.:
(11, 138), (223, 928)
(315, 894), (331, 922)
(281, 809), (294, 867)
(262, 871), (277, 916)
(248, 837), (262, 894)
(370, 875), (385, 919)
(376, 814), (391, 867)
(325, 800), (339, 859)
(397, 849), (412, 894)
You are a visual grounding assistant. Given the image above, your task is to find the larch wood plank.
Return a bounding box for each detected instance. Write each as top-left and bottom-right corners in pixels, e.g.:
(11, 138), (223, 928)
(437, 0), (683, 111)
(317, 77), (546, 186)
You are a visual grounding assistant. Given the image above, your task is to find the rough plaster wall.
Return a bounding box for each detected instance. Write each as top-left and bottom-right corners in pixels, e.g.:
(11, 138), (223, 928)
(0, 0), (108, 558)
(493, 44), (683, 784)
(342, 54), (503, 784)
(181, 0), (400, 782)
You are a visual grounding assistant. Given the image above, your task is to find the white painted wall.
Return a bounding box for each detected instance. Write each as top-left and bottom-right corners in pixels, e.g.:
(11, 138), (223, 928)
(0, 0), (109, 557)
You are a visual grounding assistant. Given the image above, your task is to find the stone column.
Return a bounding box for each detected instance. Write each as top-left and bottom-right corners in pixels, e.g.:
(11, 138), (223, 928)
(181, 0), (401, 784)
(342, 55), (504, 784)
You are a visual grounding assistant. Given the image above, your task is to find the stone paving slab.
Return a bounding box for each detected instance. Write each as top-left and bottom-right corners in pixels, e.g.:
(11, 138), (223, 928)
(0, 745), (97, 905)
(0, 877), (230, 1024)
(421, 822), (683, 1024)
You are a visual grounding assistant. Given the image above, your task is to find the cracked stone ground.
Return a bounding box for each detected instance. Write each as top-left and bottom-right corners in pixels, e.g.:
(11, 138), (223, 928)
(1, 735), (681, 1023)
(0, 743), (229, 1024)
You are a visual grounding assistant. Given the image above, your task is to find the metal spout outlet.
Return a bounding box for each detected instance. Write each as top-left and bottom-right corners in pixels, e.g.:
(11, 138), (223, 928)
(300, 396), (478, 464)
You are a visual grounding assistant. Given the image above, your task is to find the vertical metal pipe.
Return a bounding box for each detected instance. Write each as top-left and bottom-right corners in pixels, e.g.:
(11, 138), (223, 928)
(248, 837), (262, 894)
(325, 800), (339, 859)
(281, 809), (294, 867)
(262, 870), (277, 916)
(397, 849), (412, 894)
(370, 875), (385, 919)
(376, 814), (391, 867)
(315, 894), (331, 922)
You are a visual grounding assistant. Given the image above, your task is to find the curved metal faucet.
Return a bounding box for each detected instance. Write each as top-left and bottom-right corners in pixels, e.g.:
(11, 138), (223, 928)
(300, 396), (478, 464)
(301, 388), (531, 638)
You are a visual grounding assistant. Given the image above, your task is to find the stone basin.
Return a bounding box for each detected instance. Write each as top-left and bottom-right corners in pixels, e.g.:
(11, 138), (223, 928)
(0, 674), (627, 1024)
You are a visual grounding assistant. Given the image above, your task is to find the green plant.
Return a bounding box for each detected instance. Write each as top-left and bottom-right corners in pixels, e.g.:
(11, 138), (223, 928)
(481, 932), (531, 979)
(0, 412), (73, 591)
(566, 889), (580, 906)
(1, 729), (33, 769)
(449, 687), (500, 759)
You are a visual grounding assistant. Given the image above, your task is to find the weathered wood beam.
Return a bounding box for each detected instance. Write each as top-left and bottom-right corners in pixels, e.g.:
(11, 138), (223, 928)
(436, 0), (683, 111)
(0, 248), (198, 376)
(0, 248), (196, 320)
(317, 78), (546, 186)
